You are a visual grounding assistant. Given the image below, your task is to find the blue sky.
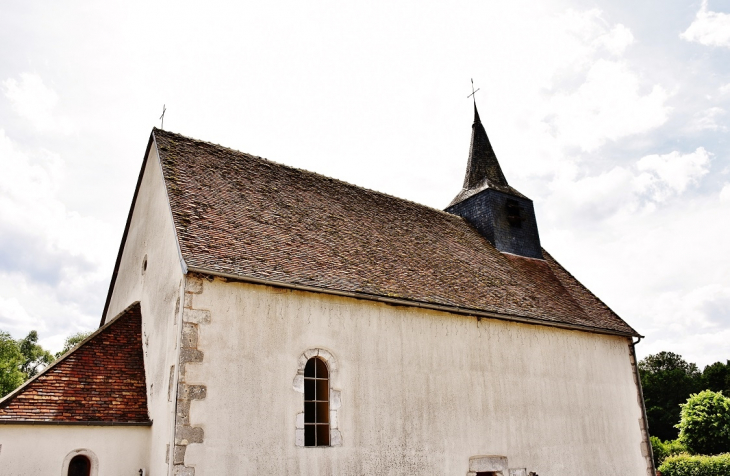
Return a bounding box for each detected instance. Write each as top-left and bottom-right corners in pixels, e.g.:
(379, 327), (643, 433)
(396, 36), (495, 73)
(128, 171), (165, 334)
(0, 0), (728, 367)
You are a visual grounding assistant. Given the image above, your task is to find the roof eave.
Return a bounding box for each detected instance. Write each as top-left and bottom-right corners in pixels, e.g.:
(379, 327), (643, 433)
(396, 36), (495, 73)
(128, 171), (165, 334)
(185, 265), (642, 339)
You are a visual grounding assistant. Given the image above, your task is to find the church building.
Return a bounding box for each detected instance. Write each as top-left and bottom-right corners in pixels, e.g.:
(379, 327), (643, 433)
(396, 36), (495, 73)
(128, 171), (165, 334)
(0, 106), (654, 475)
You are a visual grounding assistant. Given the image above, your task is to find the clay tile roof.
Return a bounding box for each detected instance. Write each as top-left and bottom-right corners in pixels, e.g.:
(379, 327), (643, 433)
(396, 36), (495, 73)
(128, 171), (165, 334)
(0, 303), (150, 424)
(152, 128), (638, 336)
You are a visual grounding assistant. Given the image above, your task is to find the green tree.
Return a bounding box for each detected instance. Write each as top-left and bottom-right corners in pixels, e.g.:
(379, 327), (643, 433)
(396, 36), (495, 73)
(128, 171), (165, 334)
(639, 352), (703, 441)
(677, 390), (730, 455)
(702, 360), (730, 395)
(0, 331), (25, 397)
(17, 330), (54, 379)
(55, 331), (93, 358)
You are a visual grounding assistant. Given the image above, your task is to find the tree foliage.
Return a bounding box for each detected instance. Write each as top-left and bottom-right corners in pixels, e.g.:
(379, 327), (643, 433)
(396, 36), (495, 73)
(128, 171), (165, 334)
(55, 331), (93, 358)
(0, 331), (25, 397)
(702, 360), (730, 396)
(676, 390), (730, 456)
(17, 330), (54, 379)
(0, 329), (57, 397)
(640, 352), (703, 441)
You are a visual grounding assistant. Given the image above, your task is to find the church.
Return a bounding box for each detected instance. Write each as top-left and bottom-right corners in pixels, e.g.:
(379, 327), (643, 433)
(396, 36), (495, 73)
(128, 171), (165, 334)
(0, 106), (654, 475)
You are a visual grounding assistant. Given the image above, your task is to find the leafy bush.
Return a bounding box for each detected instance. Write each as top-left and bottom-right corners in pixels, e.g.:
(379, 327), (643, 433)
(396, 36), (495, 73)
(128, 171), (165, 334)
(651, 436), (687, 467)
(658, 453), (730, 476)
(677, 390), (730, 455)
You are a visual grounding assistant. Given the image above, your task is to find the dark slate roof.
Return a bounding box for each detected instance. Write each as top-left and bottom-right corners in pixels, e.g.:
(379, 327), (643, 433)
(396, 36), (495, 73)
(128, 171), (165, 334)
(0, 303), (150, 424)
(449, 105), (527, 207)
(153, 128), (638, 336)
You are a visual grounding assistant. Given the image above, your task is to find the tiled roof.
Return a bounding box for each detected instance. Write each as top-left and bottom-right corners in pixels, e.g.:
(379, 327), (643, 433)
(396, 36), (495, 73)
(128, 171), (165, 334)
(153, 128), (638, 336)
(0, 303), (150, 424)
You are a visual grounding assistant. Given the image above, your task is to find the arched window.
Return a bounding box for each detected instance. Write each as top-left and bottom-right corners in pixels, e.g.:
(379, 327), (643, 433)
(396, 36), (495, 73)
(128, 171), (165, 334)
(62, 449), (98, 476)
(304, 356), (330, 446)
(68, 455), (91, 476)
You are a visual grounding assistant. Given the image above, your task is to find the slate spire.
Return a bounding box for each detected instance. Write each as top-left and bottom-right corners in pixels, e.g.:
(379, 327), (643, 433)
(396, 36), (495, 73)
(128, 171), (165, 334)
(463, 104), (508, 189)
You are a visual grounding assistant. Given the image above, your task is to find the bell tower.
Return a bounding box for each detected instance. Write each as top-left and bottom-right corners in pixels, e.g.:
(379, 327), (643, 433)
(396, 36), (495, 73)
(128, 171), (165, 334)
(445, 105), (543, 259)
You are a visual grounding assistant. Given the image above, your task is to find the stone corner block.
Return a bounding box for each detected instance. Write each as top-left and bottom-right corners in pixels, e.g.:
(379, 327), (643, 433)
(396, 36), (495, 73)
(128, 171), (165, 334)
(295, 429), (305, 447)
(469, 455), (508, 472)
(329, 410), (338, 429)
(173, 465), (195, 476)
(330, 389), (341, 409)
(186, 276), (204, 294)
(173, 445), (187, 465)
(183, 308), (210, 324)
(297, 353), (308, 369)
(318, 348), (333, 362)
(295, 412), (304, 429)
(292, 375), (304, 393)
(330, 429), (342, 446)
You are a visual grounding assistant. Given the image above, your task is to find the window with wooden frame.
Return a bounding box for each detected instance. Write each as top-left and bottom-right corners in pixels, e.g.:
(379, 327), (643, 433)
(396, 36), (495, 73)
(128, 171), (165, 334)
(304, 356), (330, 446)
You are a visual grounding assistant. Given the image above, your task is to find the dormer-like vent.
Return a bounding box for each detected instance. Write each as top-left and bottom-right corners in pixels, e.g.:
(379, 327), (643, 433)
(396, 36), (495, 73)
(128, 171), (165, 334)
(445, 105), (543, 259)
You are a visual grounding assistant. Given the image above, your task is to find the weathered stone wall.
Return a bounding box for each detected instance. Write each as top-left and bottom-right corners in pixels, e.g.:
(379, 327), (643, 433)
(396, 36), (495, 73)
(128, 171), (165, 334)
(0, 425), (151, 475)
(180, 278), (648, 475)
(172, 275), (209, 476)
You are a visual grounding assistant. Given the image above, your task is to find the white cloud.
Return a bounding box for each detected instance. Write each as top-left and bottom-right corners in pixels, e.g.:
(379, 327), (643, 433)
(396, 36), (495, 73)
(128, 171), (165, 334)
(681, 0), (730, 48)
(543, 171), (730, 368)
(720, 183), (730, 201)
(594, 23), (634, 56)
(689, 107), (726, 131)
(636, 148), (711, 201)
(2, 73), (72, 134)
(543, 60), (671, 152)
(543, 147), (711, 231)
(0, 129), (113, 349)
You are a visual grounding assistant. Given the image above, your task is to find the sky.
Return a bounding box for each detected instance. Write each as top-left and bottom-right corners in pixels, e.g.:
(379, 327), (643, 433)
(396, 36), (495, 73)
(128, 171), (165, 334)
(0, 0), (728, 367)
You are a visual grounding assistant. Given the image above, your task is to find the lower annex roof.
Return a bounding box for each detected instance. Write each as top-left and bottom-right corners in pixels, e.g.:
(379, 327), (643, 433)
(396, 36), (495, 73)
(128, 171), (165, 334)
(0, 303), (150, 424)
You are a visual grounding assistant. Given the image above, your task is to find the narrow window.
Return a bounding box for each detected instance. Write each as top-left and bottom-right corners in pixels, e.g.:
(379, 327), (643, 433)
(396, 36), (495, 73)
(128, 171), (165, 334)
(304, 357), (330, 446)
(505, 199), (524, 227)
(68, 455), (91, 476)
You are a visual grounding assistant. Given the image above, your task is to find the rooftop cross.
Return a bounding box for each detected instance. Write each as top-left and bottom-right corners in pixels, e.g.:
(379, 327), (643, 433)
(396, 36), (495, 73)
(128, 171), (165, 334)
(467, 78), (480, 104)
(159, 104), (166, 130)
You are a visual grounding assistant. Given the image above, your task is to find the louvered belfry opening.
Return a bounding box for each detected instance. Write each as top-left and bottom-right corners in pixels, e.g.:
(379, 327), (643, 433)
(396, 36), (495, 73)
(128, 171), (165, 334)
(304, 357), (330, 446)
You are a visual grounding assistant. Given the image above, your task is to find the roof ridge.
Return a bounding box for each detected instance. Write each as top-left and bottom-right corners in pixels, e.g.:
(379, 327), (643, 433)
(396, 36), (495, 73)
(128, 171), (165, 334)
(152, 128), (464, 220)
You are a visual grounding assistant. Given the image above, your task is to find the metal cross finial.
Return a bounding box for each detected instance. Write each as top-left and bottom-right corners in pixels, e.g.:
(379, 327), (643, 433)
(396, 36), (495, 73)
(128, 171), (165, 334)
(159, 104), (166, 129)
(467, 78), (480, 103)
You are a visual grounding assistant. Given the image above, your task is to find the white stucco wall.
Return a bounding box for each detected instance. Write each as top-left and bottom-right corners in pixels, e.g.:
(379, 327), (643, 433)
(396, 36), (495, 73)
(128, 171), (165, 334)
(0, 425), (151, 476)
(105, 141), (185, 475)
(180, 278), (647, 475)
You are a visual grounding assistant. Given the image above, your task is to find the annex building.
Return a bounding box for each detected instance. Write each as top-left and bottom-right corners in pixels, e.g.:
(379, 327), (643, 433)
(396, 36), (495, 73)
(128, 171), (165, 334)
(0, 106), (654, 475)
